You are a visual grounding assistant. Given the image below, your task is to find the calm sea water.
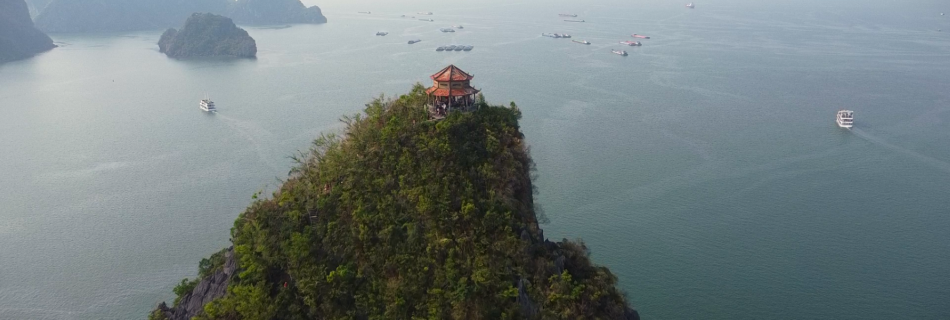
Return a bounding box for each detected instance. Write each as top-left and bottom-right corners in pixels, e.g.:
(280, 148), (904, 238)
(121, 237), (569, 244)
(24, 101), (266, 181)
(2, 0), (950, 319)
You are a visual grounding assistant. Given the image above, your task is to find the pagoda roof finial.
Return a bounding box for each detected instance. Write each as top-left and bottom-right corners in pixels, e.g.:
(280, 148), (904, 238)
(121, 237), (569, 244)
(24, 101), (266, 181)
(431, 65), (474, 82)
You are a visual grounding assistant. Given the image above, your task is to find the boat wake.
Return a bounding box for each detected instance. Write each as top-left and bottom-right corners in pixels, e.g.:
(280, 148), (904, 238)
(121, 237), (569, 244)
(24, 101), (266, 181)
(851, 128), (950, 173)
(215, 114), (282, 173)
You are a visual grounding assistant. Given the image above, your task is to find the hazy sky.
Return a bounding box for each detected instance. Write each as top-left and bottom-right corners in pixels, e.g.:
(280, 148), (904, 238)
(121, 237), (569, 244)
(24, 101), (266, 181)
(302, 0), (949, 15)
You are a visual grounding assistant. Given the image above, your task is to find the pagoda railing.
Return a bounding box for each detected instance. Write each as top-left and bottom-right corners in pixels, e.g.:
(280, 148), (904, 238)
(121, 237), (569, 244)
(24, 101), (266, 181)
(426, 101), (478, 120)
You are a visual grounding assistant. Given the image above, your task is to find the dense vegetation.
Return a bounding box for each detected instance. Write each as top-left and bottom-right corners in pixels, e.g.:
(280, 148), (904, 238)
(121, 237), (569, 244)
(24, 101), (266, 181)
(0, 0), (55, 63)
(155, 85), (638, 319)
(158, 13), (256, 59)
(33, 0), (325, 33)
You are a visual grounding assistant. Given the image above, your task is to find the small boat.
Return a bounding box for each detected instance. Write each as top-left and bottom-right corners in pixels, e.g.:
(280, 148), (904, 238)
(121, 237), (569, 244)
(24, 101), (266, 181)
(559, 13), (577, 17)
(436, 46), (445, 51)
(419, 18), (434, 22)
(561, 34), (572, 38)
(463, 45), (473, 51)
(409, 39), (422, 44)
(375, 31), (388, 36)
(612, 49), (628, 56)
(418, 12), (433, 15)
(358, 11), (371, 14)
(445, 45), (457, 51)
(632, 34), (650, 39)
(453, 45), (464, 51)
(836, 110), (854, 128)
(620, 40), (642, 46)
(686, 2), (695, 8)
(199, 99), (216, 112)
(564, 19), (585, 22)
(453, 25), (464, 29)
(440, 28), (455, 32)
(573, 40), (591, 45)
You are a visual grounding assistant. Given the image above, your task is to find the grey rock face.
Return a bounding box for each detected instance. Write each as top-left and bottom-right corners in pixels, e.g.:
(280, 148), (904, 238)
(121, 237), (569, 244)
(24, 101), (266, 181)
(517, 277), (538, 318)
(157, 247), (236, 320)
(0, 0), (55, 62)
(554, 255), (566, 275)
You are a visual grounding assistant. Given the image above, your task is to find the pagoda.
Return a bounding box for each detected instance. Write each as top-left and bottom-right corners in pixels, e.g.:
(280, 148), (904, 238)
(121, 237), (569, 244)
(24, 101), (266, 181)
(425, 65), (480, 118)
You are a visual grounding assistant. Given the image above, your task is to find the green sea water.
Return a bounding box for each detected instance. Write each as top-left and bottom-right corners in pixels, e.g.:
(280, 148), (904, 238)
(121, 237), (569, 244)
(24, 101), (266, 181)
(2, 0), (949, 318)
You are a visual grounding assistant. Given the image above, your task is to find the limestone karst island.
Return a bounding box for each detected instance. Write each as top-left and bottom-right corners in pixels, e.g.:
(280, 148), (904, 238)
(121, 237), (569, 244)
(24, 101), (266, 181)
(159, 13), (257, 59)
(8, 1), (939, 319)
(33, 0), (326, 33)
(149, 65), (640, 320)
(0, 0), (55, 63)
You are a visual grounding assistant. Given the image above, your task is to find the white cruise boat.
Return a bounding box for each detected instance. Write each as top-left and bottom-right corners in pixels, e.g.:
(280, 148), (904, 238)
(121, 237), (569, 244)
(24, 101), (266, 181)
(200, 99), (216, 112)
(836, 110), (854, 128)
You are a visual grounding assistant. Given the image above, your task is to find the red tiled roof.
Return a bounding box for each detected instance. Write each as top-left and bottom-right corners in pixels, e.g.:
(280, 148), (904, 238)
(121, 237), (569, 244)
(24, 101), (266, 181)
(425, 87), (480, 96)
(430, 65), (474, 82)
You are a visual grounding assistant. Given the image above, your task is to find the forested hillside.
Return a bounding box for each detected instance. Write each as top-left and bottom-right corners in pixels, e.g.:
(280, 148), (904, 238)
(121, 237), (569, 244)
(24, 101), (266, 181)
(152, 86), (639, 320)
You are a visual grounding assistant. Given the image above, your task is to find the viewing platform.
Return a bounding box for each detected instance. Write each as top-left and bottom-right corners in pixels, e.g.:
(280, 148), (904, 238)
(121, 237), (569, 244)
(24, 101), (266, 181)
(424, 65), (480, 119)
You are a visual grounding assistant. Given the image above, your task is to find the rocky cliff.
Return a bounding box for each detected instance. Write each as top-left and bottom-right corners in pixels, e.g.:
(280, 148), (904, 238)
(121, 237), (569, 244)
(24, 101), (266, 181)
(150, 86), (640, 319)
(0, 0), (55, 62)
(158, 13), (256, 59)
(153, 248), (237, 320)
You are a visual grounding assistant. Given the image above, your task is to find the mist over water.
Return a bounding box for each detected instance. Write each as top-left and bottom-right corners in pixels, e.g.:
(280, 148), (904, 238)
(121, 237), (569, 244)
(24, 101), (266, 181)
(2, 0), (950, 319)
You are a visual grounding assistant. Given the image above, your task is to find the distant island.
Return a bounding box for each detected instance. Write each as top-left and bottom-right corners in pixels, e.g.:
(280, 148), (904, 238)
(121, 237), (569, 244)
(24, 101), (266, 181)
(0, 0), (55, 63)
(228, 0), (327, 25)
(149, 74), (640, 320)
(158, 13), (256, 59)
(33, 0), (326, 33)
